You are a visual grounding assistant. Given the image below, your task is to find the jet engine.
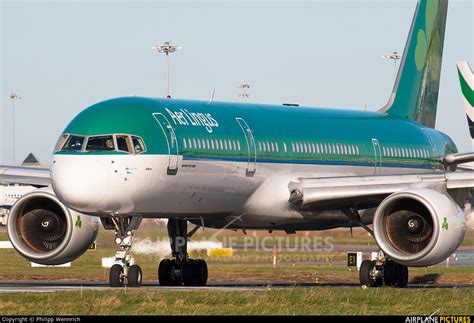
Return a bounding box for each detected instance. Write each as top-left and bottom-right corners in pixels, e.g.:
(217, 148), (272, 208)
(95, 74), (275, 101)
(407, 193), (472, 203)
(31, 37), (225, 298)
(373, 188), (465, 267)
(7, 187), (99, 265)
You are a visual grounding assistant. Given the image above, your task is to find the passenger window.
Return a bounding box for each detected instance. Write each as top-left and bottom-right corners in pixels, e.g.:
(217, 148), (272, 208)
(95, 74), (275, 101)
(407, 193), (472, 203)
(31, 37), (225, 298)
(275, 142), (279, 153)
(183, 138), (187, 149)
(237, 141), (241, 151)
(210, 139), (215, 150)
(61, 135), (85, 151)
(132, 136), (146, 154)
(206, 139), (210, 150)
(283, 142), (287, 153)
(117, 135), (133, 153)
(86, 135), (115, 151)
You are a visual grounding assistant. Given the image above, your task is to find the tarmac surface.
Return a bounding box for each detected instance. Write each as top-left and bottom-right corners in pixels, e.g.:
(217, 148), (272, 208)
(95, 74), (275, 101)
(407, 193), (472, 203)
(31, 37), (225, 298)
(0, 280), (472, 292)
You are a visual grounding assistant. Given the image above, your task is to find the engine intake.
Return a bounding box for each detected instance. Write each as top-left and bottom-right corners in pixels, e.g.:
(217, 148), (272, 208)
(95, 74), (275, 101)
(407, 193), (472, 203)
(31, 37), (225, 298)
(374, 189), (465, 267)
(7, 188), (99, 265)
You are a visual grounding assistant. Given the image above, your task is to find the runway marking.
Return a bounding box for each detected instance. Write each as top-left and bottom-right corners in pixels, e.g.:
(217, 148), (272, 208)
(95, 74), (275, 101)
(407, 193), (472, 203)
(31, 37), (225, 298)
(0, 281), (471, 293)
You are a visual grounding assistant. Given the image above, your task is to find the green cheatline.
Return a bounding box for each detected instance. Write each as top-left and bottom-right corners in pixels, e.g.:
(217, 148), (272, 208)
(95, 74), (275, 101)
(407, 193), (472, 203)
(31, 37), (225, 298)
(75, 216), (82, 228)
(442, 217), (448, 230)
(458, 67), (474, 107)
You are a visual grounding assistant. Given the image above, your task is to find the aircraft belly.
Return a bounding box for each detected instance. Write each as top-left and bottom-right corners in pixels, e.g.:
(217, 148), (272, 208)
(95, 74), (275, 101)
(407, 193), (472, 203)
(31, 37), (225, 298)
(123, 155), (432, 226)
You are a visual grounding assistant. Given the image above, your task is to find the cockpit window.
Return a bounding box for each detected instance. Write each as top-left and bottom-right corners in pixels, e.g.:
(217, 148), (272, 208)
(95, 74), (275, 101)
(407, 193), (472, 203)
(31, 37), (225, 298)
(86, 135), (115, 151)
(61, 135), (85, 151)
(54, 134), (69, 152)
(116, 135), (133, 153)
(132, 136), (146, 154)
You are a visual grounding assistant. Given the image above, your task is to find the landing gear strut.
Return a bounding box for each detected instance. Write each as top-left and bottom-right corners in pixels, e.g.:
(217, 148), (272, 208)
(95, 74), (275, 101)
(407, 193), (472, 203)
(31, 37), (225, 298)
(108, 216), (143, 288)
(359, 251), (408, 288)
(343, 208), (409, 288)
(158, 219), (208, 286)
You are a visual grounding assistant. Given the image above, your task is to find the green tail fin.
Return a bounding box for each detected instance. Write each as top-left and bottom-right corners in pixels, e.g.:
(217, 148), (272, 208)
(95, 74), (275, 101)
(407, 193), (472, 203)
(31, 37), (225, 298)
(381, 0), (448, 129)
(456, 61), (474, 141)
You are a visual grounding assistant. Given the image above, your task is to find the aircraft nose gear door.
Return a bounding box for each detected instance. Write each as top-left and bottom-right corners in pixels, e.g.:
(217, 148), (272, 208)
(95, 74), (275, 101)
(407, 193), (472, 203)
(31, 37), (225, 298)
(372, 138), (382, 175)
(236, 117), (257, 177)
(153, 113), (179, 175)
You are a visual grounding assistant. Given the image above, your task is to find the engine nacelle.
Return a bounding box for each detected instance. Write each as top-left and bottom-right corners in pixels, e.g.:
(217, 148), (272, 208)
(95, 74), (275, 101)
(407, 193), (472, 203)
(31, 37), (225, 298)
(7, 187), (99, 265)
(373, 188), (465, 267)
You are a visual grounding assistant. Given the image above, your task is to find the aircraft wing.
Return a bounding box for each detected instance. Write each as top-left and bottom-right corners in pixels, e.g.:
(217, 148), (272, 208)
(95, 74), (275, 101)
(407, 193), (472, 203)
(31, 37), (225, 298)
(288, 171), (474, 210)
(0, 165), (50, 187)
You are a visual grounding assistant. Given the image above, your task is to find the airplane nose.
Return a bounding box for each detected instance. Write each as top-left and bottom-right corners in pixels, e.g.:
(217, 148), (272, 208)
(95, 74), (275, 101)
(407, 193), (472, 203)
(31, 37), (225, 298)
(51, 156), (110, 211)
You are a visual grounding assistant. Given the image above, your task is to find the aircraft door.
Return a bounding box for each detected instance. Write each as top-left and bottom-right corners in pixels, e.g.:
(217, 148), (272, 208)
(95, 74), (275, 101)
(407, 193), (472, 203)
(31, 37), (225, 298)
(372, 138), (382, 175)
(153, 113), (179, 175)
(236, 117), (256, 176)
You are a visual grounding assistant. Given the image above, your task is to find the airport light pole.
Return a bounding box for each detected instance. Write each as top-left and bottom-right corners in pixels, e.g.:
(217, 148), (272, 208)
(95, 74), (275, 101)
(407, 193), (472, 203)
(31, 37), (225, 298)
(238, 81), (251, 99)
(7, 92), (21, 165)
(382, 51), (402, 81)
(153, 42), (181, 98)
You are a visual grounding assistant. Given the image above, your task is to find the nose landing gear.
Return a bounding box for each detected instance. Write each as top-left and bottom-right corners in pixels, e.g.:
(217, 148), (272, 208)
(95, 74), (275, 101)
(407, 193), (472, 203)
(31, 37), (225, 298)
(108, 216), (143, 288)
(158, 219), (208, 286)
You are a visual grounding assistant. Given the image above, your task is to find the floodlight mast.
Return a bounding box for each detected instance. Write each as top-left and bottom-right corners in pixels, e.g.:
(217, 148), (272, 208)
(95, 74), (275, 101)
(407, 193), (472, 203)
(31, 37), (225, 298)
(381, 51), (402, 81)
(153, 42), (182, 98)
(7, 92), (21, 165)
(238, 81), (251, 99)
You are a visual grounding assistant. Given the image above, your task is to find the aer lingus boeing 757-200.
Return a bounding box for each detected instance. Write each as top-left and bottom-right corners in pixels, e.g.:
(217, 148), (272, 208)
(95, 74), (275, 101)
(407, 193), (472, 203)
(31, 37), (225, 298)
(1, 0), (474, 288)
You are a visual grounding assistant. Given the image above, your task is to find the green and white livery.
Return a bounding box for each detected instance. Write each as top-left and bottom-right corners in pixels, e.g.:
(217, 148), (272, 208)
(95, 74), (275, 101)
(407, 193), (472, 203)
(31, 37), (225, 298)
(457, 61), (474, 146)
(2, 0), (474, 289)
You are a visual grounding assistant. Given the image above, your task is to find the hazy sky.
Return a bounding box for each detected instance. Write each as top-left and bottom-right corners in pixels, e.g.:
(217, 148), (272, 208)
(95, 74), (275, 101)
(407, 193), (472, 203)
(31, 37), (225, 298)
(1, 0), (473, 165)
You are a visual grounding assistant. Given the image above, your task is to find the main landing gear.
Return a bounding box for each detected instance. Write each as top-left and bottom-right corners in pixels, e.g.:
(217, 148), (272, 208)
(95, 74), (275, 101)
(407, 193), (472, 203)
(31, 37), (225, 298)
(343, 208), (409, 288)
(108, 216), (143, 288)
(359, 251), (408, 288)
(158, 219), (208, 286)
